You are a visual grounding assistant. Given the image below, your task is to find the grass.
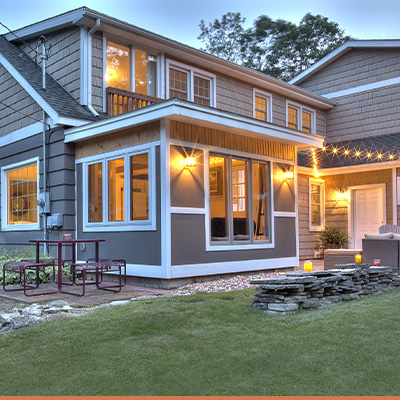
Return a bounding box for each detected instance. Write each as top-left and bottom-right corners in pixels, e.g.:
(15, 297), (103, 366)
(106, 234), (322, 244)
(1, 288), (400, 395)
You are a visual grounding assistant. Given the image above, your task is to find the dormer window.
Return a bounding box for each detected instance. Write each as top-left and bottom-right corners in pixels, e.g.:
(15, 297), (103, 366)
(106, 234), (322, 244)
(105, 41), (157, 97)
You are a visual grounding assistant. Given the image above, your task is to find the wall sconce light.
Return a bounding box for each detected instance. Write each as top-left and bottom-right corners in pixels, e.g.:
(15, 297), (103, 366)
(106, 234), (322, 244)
(281, 164), (294, 181)
(283, 171), (294, 180)
(337, 188), (347, 201)
(184, 156), (196, 168)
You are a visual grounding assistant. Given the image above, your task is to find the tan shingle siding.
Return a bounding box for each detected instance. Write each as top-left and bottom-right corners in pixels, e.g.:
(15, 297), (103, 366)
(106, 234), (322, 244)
(299, 48), (400, 96)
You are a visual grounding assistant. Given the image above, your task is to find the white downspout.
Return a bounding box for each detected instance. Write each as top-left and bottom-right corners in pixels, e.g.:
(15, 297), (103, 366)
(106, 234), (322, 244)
(87, 19), (100, 117)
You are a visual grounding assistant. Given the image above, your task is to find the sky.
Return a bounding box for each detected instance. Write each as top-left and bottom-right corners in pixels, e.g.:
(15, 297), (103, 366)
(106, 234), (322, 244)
(0, 0), (399, 49)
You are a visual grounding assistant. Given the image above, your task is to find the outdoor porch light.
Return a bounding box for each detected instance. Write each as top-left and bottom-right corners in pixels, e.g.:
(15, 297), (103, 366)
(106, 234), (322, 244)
(337, 188), (347, 201)
(283, 171), (294, 180)
(184, 156), (196, 168)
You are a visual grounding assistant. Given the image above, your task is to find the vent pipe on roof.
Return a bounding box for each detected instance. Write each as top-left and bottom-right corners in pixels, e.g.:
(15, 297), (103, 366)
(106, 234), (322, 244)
(87, 19), (100, 117)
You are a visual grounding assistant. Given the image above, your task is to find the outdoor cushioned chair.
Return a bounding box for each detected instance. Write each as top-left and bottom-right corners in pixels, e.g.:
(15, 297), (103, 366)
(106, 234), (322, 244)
(362, 232), (400, 271)
(379, 224), (400, 234)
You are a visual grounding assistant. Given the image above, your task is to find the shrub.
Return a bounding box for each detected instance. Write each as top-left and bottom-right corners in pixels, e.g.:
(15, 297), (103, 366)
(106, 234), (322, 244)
(319, 226), (350, 248)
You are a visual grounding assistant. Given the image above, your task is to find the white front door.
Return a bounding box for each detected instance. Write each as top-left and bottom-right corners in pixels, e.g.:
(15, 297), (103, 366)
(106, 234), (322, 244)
(353, 187), (384, 248)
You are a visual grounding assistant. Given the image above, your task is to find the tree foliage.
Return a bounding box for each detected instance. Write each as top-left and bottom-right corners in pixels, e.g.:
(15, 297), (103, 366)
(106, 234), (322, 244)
(198, 12), (353, 81)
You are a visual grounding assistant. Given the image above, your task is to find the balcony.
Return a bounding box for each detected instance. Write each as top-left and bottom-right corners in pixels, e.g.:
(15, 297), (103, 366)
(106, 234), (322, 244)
(106, 87), (163, 117)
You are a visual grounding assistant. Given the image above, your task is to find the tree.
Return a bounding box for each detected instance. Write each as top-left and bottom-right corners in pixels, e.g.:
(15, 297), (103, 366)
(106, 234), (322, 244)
(198, 12), (353, 81)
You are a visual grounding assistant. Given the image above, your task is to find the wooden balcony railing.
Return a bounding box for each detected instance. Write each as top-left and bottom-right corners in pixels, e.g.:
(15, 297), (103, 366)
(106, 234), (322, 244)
(106, 87), (163, 117)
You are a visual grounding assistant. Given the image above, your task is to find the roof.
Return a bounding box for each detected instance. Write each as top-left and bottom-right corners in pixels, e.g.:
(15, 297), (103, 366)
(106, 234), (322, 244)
(4, 7), (335, 111)
(290, 40), (400, 85)
(0, 35), (97, 123)
(298, 132), (400, 169)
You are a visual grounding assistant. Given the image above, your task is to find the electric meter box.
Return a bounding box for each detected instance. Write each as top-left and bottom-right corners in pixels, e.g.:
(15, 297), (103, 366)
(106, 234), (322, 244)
(47, 213), (63, 229)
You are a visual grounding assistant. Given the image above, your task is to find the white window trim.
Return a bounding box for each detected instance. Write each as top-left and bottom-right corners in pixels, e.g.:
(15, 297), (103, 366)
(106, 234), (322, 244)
(102, 36), (160, 112)
(286, 100), (316, 134)
(309, 177), (325, 232)
(81, 144), (156, 232)
(253, 89), (272, 123)
(1, 157), (40, 231)
(205, 151), (275, 251)
(166, 59), (216, 107)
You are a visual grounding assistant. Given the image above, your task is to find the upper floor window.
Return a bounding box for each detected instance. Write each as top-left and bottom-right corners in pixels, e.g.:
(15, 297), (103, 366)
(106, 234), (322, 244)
(166, 60), (216, 107)
(84, 146), (156, 232)
(286, 102), (316, 134)
(106, 41), (157, 97)
(253, 90), (272, 122)
(1, 158), (39, 231)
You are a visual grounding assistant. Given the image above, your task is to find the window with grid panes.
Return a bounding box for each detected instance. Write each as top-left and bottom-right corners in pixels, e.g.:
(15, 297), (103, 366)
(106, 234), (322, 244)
(288, 106), (298, 129)
(302, 110), (312, 133)
(194, 75), (211, 106)
(169, 68), (188, 100)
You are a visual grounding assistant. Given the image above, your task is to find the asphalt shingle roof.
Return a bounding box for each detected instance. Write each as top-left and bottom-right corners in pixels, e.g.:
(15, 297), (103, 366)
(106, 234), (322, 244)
(298, 133), (400, 169)
(0, 35), (97, 122)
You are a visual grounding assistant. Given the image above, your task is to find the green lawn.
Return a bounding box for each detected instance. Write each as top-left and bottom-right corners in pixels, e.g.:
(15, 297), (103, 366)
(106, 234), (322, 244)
(1, 288), (400, 395)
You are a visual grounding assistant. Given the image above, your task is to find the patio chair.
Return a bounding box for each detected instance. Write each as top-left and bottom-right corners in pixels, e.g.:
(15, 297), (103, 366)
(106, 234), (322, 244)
(62, 260), (122, 296)
(2, 261), (58, 297)
(379, 224), (400, 234)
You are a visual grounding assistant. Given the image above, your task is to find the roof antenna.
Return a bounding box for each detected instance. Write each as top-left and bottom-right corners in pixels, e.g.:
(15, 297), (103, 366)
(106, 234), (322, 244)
(37, 35), (47, 90)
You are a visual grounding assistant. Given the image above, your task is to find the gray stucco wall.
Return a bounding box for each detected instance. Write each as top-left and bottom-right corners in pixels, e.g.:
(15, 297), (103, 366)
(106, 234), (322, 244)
(171, 214), (296, 265)
(273, 162), (295, 212)
(75, 148), (162, 265)
(170, 146), (204, 208)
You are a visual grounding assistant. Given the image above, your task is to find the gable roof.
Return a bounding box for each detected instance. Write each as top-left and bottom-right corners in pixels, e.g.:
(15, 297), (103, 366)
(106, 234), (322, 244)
(5, 7), (335, 111)
(290, 40), (400, 85)
(0, 34), (97, 124)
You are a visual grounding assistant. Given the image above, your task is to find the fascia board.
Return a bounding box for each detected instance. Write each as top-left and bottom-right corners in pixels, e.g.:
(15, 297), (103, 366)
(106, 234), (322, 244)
(298, 160), (400, 176)
(8, 7), (333, 111)
(4, 9), (86, 42)
(64, 99), (324, 148)
(290, 40), (400, 85)
(0, 52), (59, 122)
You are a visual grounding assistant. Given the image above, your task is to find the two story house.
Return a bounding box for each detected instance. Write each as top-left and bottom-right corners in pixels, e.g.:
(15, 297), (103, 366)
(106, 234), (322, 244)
(0, 7), (336, 284)
(291, 40), (400, 259)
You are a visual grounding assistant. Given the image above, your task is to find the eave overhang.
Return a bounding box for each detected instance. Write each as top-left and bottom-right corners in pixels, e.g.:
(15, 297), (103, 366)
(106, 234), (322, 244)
(64, 99), (324, 149)
(6, 7), (334, 111)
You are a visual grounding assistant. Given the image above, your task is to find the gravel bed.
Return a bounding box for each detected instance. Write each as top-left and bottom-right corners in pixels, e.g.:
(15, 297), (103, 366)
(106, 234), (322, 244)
(172, 270), (285, 296)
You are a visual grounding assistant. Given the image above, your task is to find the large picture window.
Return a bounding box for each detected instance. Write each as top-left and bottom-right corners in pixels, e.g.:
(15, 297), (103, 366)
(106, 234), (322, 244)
(209, 154), (271, 245)
(1, 158), (39, 231)
(84, 146), (155, 232)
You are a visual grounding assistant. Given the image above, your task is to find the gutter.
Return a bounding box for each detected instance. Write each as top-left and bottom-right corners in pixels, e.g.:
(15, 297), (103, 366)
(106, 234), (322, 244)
(87, 18), (100, 118)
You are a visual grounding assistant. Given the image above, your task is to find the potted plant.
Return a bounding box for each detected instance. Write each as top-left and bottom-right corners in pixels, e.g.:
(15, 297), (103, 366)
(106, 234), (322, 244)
(319, 226), (350, 249)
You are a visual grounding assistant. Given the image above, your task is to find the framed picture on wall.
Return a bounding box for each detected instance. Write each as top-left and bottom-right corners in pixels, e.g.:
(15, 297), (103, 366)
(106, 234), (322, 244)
(210, 167), (223, 196)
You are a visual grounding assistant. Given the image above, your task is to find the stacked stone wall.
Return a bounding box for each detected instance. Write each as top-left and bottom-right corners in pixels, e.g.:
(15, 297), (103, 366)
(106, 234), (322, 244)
(251, 265), (400, 314)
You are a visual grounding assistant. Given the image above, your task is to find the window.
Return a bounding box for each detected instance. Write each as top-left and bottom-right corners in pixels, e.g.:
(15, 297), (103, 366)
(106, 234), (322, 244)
(286, 102), (316, 133)
(84, 146), (155, 231)
(209, 154), (271, 244)
(253, 90), (272, 122)
(309, 178), (325, 231)
(167, 60), (216, 107)
(1, 158), (39, 231)
(106, 41), (157, 96)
